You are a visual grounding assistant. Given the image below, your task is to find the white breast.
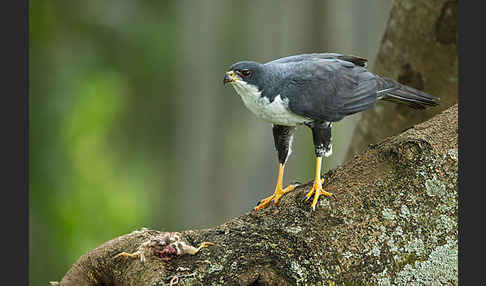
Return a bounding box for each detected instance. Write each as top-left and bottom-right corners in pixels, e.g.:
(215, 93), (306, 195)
(232, 81), (311, 126)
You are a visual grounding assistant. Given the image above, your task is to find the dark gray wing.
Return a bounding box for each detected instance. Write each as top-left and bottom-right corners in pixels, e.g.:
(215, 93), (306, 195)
(266, 53), (367, 67)
(277, 59), (378, 122)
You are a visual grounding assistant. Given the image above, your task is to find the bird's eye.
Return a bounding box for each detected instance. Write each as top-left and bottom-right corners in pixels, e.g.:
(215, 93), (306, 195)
(240, 69), (251, 77)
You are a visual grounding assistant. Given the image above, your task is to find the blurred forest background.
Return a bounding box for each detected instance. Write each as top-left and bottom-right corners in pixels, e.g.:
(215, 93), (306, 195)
(29, 1), (392, 284)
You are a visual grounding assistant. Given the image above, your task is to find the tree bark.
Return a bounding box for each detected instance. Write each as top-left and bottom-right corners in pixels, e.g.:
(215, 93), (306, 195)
(55, 104), (458, 286)
(345, 0), (458, 162)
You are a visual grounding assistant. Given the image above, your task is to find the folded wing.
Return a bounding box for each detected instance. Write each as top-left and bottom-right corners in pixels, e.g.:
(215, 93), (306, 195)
(276, 58), (378, 122)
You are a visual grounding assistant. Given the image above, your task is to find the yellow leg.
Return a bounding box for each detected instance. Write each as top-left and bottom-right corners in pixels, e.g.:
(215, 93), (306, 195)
(304, 157), (332, 211)
(113, 251), (140, 259)
(254, 163), (296, 211)
(185, 242), (215, 255)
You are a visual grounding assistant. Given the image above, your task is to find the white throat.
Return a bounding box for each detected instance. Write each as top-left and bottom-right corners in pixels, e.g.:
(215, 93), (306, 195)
(231, 80), (311, 126)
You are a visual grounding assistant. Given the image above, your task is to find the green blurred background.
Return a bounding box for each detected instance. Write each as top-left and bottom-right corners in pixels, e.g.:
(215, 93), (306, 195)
(29, 1), (391, 284)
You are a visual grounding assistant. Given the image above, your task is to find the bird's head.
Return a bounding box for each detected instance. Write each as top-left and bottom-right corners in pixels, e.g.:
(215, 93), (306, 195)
(223, 61), (264, 89)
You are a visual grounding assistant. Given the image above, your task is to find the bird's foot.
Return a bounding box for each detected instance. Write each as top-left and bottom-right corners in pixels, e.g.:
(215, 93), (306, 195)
(113, 251), (140, 260)
(304, 178), (332, 211)
(185, 242), (214, 255)
(254, 184), (296, 211)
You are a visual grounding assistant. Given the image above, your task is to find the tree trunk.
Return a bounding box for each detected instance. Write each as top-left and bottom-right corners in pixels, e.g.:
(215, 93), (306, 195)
(345, 0), (458, 162)
(55, 104), (458, 286)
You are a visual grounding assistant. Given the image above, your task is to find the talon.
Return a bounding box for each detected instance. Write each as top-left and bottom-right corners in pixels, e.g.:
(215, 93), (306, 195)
(253, 196), (272, 211)
(304, 189), (314, 202)
(254, 163), (296, 211)
(200, 242), (214, 247)
(178, 241), (214, 256)
(195, 241), (214, 253)
(114, 251), (140, 259)
(303, 157), (332, 212)
(188, 241), (214, 255)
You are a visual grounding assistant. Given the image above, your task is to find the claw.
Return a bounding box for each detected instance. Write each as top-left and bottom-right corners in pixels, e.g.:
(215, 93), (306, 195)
(254, 184), (295, 211)
(304, 183), (332, 211)
(254, 163), (297, 212)
(187, 241), (214, 255)
(114, 251), (140, 260)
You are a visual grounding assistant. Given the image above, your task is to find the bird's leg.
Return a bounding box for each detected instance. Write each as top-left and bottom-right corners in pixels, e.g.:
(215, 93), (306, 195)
(304, 157), (332, 210)
(254, 163), (296, 211)
(113, 251), (140, 259)
(182, 242), (215, 255)
(303, 122), (333, 211)
(254, 125), (297, 212)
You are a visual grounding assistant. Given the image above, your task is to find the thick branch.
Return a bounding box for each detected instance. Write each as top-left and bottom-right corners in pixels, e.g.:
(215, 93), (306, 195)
(56, 105), (458, 286)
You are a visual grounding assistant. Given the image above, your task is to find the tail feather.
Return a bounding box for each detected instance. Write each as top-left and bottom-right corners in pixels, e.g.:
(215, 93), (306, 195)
(376, 77), (439, 109)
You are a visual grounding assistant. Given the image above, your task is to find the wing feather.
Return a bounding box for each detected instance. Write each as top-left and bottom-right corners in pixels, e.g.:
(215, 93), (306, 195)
(274, 59), (378, 122)
(266, 53), (368, 67)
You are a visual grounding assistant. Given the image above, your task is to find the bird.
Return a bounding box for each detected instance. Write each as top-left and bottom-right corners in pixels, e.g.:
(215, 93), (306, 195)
(223, 53), (439, 212)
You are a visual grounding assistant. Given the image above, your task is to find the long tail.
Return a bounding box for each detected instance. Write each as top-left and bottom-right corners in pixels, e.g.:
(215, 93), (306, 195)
(375, 76), (439, 109)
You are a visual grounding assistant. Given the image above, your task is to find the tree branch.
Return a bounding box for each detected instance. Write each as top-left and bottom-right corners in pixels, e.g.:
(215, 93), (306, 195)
(56, 104), (458, 286)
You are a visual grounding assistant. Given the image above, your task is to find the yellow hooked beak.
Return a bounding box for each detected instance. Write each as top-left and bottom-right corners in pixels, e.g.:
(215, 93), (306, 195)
(223, 71), (241, 85)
